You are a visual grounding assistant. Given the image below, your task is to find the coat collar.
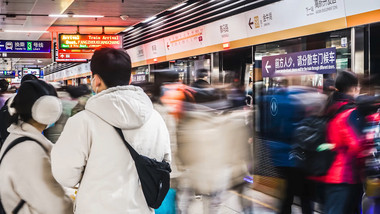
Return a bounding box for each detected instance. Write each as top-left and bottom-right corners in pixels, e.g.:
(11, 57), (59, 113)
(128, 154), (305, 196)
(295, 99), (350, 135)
(7, 122), (53, 152)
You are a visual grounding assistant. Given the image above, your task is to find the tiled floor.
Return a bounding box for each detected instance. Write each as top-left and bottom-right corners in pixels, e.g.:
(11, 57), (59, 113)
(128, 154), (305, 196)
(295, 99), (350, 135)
(187, 188), (321, 214)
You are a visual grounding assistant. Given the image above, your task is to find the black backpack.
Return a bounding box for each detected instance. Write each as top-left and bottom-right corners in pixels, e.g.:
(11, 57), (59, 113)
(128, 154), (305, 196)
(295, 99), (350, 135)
(114, 128), (171, 209)
(290, 103), (355, 176)
(0, 137), (48, 214)
(290, 116), (336, 176)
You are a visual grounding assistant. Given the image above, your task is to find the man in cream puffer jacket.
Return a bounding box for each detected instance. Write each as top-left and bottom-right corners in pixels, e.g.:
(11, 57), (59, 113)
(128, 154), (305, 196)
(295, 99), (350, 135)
(51, 48), (171, 214)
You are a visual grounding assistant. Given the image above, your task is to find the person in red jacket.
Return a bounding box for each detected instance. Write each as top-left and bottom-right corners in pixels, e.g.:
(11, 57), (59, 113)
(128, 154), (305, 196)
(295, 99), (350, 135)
(318, 71), (363, 214)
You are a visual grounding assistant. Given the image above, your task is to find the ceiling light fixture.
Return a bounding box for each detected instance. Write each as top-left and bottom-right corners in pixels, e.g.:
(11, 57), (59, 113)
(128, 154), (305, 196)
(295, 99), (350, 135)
(18, 60), (36, 62)
(4, 30), (49, 33)
(14, 63), (34, 65)
(123, 26), (134, 32)
(49, 14), (69, 18)
(142, 16), (156, 23)
(168, 2), (187, 11)
(72, 15), (104, 18)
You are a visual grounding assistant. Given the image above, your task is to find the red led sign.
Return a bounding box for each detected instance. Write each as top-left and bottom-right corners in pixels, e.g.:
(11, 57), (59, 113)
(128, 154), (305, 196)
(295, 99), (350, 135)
(59, 34), (121, 49)
(56, 49), (91, 62)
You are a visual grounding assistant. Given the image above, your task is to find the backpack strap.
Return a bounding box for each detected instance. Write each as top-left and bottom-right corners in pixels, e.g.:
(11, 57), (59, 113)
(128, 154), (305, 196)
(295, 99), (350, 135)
(152, 170), (170, 208)
(114, 128), (140, 161)
(12, 200), (25, 214)
(0, 137), (48, 214)
(0, 137), (48, 164)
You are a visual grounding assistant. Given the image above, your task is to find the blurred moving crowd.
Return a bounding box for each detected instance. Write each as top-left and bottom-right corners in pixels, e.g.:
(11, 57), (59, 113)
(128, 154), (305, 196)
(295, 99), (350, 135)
(259, 71), (380, 214)
(0, 48), (254, 214)
(0, 47), (379, 214)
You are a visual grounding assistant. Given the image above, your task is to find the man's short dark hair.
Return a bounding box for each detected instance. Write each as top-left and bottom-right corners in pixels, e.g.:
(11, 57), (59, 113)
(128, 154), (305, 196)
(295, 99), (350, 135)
(335, 71), (358, 93)
(90, 48), (132, 88)
(21, 74), (38, 84)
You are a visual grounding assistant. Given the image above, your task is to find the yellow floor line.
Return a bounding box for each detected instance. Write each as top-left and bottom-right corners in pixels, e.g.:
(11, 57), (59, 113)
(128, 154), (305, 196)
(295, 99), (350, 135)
(229, 190), (279, 212)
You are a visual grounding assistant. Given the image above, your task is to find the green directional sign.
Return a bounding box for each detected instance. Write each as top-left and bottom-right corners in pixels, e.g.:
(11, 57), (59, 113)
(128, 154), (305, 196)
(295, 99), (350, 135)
(27, 42), (32, 51)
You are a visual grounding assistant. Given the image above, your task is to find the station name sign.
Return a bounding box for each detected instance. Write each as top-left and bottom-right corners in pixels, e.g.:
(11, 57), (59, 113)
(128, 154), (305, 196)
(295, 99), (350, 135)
(0, 40), (50, 53)
(59, 34), (121, 49)
(0, 40), (51, 58)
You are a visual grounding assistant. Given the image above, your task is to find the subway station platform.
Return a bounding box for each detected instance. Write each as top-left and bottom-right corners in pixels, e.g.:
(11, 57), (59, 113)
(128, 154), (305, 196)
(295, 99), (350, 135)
(188, 188), (320, 214)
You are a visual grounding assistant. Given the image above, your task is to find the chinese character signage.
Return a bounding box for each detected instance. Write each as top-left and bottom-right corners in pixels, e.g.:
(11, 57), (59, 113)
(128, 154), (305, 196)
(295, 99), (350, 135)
(59, 34), (121, 49)
(262, 47), (336, 77)
(164, 26), (205, 55)
(0, 41), (50, 53)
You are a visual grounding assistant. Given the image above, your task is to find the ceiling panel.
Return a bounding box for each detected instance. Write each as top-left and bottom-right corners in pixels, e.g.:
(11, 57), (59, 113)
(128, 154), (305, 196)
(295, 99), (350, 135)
(0, 0), (75, 40)
(0, 0), (36, 13)
(0, 0), (202, 69)
(53, 0), (181, 27)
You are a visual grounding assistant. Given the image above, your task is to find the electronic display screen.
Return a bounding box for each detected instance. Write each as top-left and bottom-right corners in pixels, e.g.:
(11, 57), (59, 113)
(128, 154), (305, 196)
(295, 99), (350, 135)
(59, 34), (121, 49)
(23, 68), (40, 78)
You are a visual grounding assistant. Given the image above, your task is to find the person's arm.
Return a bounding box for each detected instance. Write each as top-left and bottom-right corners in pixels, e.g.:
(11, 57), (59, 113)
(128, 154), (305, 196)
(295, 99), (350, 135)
(51, 113), (90, 188)
(13, 144), (73, 214)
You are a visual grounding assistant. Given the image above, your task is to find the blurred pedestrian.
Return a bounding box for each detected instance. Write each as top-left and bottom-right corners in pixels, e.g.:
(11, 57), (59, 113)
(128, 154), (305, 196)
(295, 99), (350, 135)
(0, 80), (73, 214)
(190, 69), (225, 104)
(51, 48), (171, 213)
(191, 68), (210, 89)
(315, 71), (363, 214)
(158, 70), (195, 120)
(67, 84), (92, 116)
(0, 79), (9, 108)
(44, 83), (79, 143)
(227, 82), (247, 108)
(176, 106), (251, 214)
(259, 85), (323, 214)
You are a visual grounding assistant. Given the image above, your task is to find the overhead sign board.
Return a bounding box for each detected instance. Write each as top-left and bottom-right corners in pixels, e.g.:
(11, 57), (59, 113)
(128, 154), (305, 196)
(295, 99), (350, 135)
(0, 40), (51, 58)
(0, 41), (51, 53)
(59, 34), (121, 49)
(262, 47), (336, 78)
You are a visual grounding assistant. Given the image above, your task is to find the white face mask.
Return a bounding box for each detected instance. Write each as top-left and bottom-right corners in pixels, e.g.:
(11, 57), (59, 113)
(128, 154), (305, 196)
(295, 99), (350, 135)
(46, 122), (55, 129)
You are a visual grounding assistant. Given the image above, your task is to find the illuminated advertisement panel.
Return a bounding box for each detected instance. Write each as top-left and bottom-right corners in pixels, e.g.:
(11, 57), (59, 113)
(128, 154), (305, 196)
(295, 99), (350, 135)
(58, 34), (121, 49)
(23, 68), (40, 78)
